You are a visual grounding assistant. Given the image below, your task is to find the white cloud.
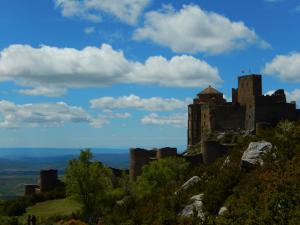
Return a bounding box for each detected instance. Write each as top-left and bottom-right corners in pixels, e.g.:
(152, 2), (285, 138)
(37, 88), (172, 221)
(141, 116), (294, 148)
(84, 26), (95, 34)
(0, 101), (91, 128)
(287, 89), (300, 105)
(141, 113), (187, 127)
(90, 94), (190, 111)
(134, 4), (270, 54)
(19, 86), (67, 97)
(0, 44), (221, 96)
(263, 52), (300, 82)
(130, 55), (221, 87)
(54, 0), (150, 25)
(0, 100), (132, 129)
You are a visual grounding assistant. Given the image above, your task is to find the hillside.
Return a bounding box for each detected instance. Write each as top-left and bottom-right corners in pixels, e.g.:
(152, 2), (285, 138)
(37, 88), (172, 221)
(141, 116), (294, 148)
(1, 121), (300, 225)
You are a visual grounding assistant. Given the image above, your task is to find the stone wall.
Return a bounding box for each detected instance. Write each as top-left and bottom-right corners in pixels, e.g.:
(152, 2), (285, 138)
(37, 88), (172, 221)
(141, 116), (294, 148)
(202, 140), (228, 165)
(188, 104), (202, 147)
(24, 184), (40, 196)
(129, 148), (178, 181)
(255, 102), (297, 126)
(206, 104), (245, 133)
(156, 147), (177, 159)
(40, 169), (59, 192)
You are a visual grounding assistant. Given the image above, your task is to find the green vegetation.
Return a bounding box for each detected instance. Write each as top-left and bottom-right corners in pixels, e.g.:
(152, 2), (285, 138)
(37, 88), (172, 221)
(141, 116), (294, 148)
(1, 121), (300, 224)
(65, 149), (114, 219)
(20, 198), (81, 223)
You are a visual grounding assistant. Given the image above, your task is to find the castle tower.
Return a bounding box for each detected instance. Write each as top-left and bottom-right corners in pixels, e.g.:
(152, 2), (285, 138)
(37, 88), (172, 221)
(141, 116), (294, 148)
(237, 75), (262, 131)
(188, 86), (226, 147)
(40, 169), (58, 192)
(129, 148), (155, 181)
(237, 74), (262, 106)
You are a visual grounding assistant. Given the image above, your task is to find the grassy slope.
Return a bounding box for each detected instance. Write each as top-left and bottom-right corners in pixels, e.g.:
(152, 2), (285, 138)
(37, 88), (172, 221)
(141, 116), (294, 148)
(19, 198), (81, 222)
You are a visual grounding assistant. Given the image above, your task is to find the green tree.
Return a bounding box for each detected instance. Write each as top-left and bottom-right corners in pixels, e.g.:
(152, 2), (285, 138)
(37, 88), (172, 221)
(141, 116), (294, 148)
(135, 157), (189, 197)
(65, 149), (113, 217)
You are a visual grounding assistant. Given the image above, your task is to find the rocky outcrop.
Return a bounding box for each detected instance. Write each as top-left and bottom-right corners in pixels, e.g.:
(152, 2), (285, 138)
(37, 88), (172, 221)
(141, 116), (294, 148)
(241, 141), (272, 169)
(180, 176), (201, 191)
(180, 194), (204, 219)
(218, 206), (228, 216)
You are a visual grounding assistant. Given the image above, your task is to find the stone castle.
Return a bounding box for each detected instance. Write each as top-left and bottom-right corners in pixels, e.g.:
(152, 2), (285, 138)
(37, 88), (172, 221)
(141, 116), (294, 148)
(188, 74), (300, 147)
(129, 74), (300, 181)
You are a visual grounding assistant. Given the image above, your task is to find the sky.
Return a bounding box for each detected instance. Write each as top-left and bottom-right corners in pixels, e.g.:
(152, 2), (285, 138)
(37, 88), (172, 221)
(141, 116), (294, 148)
(0, 0), (300, 149)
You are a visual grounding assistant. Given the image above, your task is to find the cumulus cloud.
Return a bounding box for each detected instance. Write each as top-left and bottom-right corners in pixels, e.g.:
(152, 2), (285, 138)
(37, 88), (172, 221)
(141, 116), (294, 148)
(90, 94), (190, 111)
(0, 44), (221, 96)
(0, 100), (131, 129)
(0, 101), (91, 128)
(130, 55), (220, 87)
(287, 89), (300, 104)
(134, 4), (270, 54)
(263, 52), (300, 82)
(141, 113), (187, 127)
(54, 0), (150, 25)
(19, 86), (67, 97)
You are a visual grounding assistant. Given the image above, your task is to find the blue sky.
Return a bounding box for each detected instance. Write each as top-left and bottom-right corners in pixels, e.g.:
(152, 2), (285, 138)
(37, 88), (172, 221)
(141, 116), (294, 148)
(0, 0), (299, 149)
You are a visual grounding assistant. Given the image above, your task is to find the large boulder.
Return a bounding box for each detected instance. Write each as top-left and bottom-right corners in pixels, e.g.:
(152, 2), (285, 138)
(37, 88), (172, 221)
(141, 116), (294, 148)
(180, 194), (204, 219)
(241, 141), (272, 169)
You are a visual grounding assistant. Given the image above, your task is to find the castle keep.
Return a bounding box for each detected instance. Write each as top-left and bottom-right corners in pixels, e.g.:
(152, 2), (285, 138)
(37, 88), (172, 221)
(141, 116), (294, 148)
(188, 74), (300, 147)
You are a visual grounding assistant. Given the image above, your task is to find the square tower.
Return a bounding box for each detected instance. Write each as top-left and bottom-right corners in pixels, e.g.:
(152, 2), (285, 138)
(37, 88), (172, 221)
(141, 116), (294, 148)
(237, 74), (262, 106)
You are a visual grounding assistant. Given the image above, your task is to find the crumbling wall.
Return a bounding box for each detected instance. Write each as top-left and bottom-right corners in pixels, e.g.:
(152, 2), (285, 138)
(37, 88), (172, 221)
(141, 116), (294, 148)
(24, 184), (39, 196)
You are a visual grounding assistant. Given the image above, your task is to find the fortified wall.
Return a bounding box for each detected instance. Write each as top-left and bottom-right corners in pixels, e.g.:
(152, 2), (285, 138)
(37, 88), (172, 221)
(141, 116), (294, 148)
(129, 144), (228, 181)
(188, 74), (300, 147)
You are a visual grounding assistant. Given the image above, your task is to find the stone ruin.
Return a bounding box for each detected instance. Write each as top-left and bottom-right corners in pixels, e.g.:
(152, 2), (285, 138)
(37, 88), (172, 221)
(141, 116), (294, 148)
(24, 169), (59, 196)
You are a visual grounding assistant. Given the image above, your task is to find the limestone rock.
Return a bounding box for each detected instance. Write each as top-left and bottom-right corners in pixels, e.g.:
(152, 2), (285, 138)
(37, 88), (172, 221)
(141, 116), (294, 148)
(218, 206), (228, 216)
(180, 194), (204, 219)
(241, 141), (272, 169)
(180, 176), (201, 191)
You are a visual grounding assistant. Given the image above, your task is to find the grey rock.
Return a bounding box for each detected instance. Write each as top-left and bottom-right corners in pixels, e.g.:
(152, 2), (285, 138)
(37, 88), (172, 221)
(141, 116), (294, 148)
(241, 141), (272, 169)
(218, 206), (228, 216)
(180, 176), (201, 191)
(180, 194), (204, 219)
